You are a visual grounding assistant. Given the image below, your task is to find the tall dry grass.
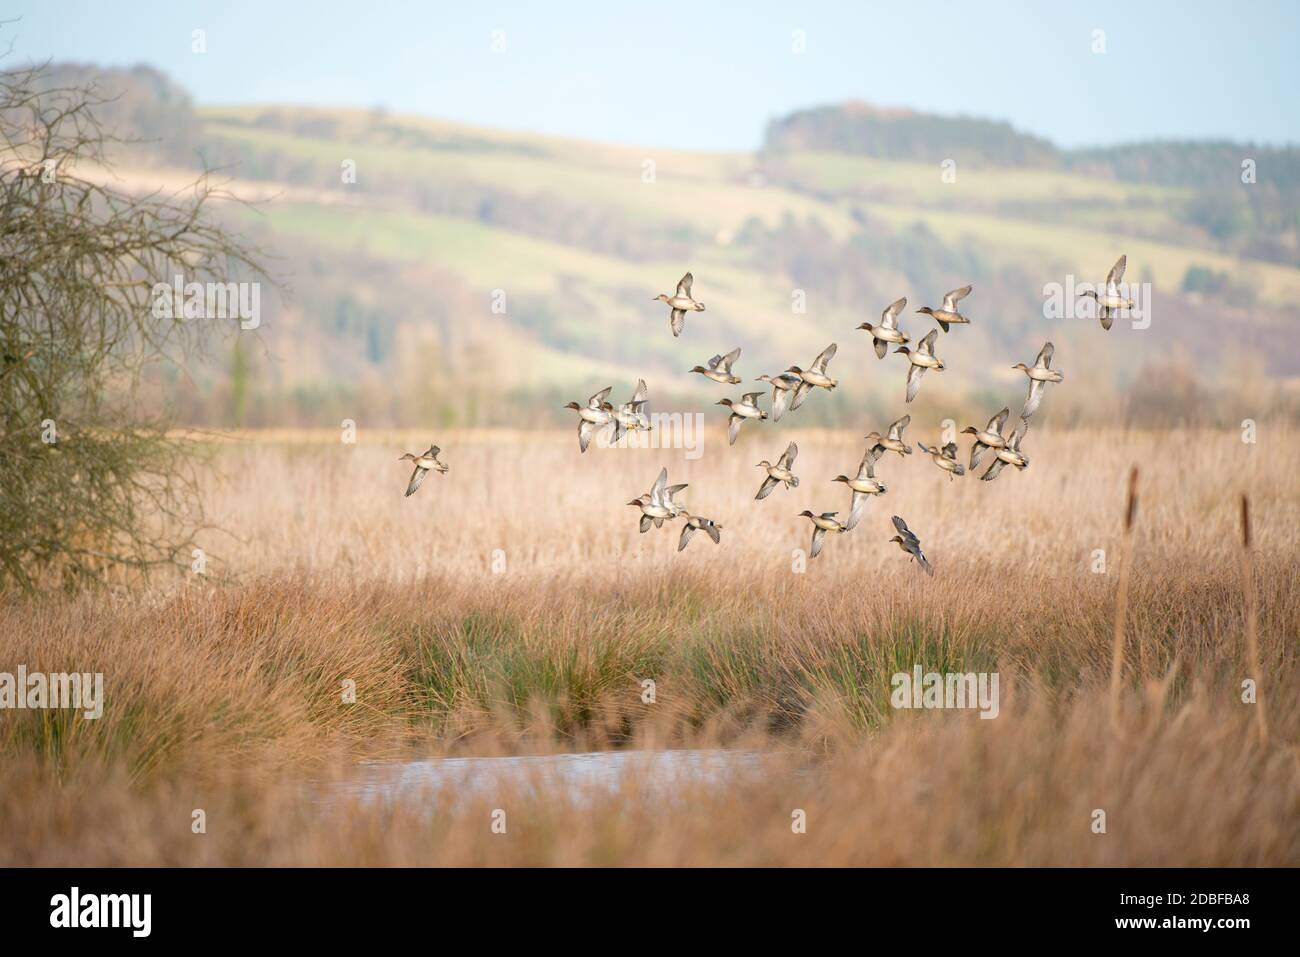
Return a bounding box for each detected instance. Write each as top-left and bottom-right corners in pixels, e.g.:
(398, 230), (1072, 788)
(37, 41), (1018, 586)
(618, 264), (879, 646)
(1, 426), (1297, 864)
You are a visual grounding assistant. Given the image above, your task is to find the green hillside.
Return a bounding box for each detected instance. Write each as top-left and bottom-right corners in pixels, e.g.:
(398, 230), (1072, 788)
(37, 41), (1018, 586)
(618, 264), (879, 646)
(49, 65), (1295, 428)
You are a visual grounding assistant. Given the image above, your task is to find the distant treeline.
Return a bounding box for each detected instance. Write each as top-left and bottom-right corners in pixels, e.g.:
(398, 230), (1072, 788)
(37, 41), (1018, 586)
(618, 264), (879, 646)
(765, 102), (1300, 266)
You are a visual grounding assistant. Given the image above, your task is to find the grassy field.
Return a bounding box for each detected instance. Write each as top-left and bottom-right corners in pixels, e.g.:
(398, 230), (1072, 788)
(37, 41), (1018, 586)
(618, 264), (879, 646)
(1, 427), (1296, 865)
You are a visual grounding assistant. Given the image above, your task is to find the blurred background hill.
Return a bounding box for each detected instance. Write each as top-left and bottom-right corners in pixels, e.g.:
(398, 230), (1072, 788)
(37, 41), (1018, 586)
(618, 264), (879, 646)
(38, 62), (1300, 430)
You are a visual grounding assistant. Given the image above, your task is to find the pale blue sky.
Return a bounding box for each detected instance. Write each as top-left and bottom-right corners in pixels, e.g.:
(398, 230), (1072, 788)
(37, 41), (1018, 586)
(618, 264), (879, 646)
(7, 0), (1298, 150)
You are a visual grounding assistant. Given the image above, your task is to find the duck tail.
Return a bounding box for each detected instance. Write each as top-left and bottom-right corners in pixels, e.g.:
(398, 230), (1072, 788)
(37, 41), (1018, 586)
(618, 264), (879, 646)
(789, 475), (800, 488)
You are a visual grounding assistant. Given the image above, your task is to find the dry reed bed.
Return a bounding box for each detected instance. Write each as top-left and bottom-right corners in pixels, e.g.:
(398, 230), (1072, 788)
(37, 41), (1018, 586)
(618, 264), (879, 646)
(1, 427), (1296, 864)
(3, 690), (1294, 866)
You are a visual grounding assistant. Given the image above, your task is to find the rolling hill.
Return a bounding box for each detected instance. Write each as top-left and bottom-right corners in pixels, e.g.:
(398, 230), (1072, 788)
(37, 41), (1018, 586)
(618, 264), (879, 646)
(34, 65), (1300, 429)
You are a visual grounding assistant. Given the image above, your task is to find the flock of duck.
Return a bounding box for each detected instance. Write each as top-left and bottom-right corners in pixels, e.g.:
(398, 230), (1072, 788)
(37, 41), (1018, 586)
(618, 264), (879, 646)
(403, 256), (1132, 574)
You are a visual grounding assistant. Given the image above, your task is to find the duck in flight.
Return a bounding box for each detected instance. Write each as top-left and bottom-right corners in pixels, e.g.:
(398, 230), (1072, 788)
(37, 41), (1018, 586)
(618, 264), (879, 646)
(1078, 255), (1133, 331)
(564, 386), (615, 453)
(889, 515), (933, 575)
(896, 329), (945, 403)
(833, 444), (887, 531)
(788, 343), (838, 410)
(628, 467), (688, 532)
(962, 406), (1011, 472)
(755, 442), (799, 500)
(717, 392), (766, 445)
(917, 438), (966, 480)
(690, 347), (741, 384)
(798, 510), (847, 559)
(678, 512), (723, 551)
(398, 445), (449, 497)
(917, 285), (972, 333)
(858, 297), (910, 358)
(981, 416), (1030, 482)
(610, 379), (652, 443)
(655, 272), (706, 337)
(864, 414), (912, 460)
(1013, 342), (1065, 419)
(755, 371), (802, 422)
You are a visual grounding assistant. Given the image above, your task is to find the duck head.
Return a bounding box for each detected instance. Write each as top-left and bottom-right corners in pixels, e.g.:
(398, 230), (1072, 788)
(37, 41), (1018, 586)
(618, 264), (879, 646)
(889, 534), (906, 546)
(563, 401), (582, 411)
(894, 346), (910, 356)
(689, 365), (707, 374)
(856, 321), (874, 331)
(756, 460), (771, 469)
(1010, 362), (1030, 373)
(798, 510), (816, 519)
(398, 453), (417, 462)
(916, 306), (934, 316)
(716, 398), (734, 408)
(832, 475), (850, 484)
(960, 426), (978, 436)
(653, 293), (670, 303)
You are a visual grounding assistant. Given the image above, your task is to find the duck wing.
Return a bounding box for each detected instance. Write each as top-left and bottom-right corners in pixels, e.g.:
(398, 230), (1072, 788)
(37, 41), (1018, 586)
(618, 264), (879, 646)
(941, 442), (959, 462)
(1106, 255), (1127, 291)
(881, 297), (906, 330)
(809, 526), (827, 559)
(755, 475), (780, 500)
(916, 548), (934, 576)
(770, 383), (791, 422)
(588, 386), (612, 408)
(704, 522), (721, 544)
(810, 342), (837, 374)
(727, 413), (742, 446)
(404, 466), (427, 498)
(988, 407), (1010, 435)
(777, 442), (798, 470)
(941, 285), (972, 313)
(719, 347), (740, 373)
(918, 328), (938, 356)
(678, 523), (696, 551)
(846, 490), (868, 531)
(639, 513), (653, 533)
(858, 445), (882, 479)
(969, 440), (988, 472)
(578, 418), (597, 453)
(629, 378), (648, 406)
(670, 309), (686, 337)
(1034, 342), (1054, 370)
(649, 467), (668, 504)
(873, 336), (888, 360)
(905, 363), (927, 403)
(791, 380), (813, 410)
(676, 272), (693, 298)
(1021, 379), (1045, 419)
(889, 415), (911, 441)
(1009, 416), (1029, 451)
(981, 458), (1007, 483)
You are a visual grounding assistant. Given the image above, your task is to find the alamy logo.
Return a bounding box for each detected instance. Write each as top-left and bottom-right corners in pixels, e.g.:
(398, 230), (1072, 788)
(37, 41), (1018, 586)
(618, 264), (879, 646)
(0, 667), (103, 719)
(593, 411), (706, 460)
(890, 665), (1000, 719)
(1042, 275), (1152, 330)
(50, 887), (151, 937)
(151, 275), (261, 329)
